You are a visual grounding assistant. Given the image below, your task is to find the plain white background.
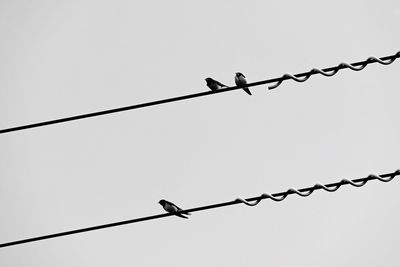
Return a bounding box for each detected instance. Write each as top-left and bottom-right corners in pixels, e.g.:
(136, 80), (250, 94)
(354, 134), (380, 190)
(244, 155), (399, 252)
(1, 1), (399, 266)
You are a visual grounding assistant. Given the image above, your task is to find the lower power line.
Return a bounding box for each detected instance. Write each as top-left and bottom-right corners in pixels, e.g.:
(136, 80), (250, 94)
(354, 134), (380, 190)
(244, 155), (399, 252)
(0, 169), (398, 248)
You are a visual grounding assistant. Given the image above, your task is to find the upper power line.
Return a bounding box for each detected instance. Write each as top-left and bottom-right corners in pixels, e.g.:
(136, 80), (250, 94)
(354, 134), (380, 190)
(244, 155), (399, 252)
(0, 169), (398, 248)
(1, 51), (399, 135)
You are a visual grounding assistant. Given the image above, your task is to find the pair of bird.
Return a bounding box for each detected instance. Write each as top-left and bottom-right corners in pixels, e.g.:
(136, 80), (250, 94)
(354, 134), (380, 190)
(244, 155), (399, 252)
(205, 72), (252, 95)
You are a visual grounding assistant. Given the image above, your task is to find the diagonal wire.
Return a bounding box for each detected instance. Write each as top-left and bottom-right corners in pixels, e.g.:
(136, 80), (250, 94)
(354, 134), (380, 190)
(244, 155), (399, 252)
(1, 51), (399, 135)
(0, 169), (398, 248)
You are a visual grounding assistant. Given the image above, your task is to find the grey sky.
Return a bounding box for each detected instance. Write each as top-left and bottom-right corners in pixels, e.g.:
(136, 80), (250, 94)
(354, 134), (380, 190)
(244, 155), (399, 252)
(1, 0), (399, 266)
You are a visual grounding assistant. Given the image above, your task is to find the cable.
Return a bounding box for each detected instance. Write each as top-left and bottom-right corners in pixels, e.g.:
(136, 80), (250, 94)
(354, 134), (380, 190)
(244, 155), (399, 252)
(1, 51), (399, 135)
(1, 169), (398, 248)
(267, 53), (400, 89)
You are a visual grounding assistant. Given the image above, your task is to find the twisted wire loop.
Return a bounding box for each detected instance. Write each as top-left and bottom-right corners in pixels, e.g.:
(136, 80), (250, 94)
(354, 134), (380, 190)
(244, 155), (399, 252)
(309, 68), (338, 77)
(367, 56), (396, 65)
(268, 74), (310, 89)
(235, 192), (287, 206)
(340, 178), (368, 187)
(236, 169), (400, 208)
(268, 51), (400, 90)
(338, 62), (367, 71)
(370, 169), (400, 182)
(235, 198), (262, 206)
(287, 188), (313, 197)
(312, 183), (340, 192)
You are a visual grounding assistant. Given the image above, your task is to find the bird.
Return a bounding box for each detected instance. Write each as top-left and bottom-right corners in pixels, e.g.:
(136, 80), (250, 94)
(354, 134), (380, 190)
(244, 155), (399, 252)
(158, 199), (191, 219)
(234, 72), (252, 95)
(205, 77), (228, 92)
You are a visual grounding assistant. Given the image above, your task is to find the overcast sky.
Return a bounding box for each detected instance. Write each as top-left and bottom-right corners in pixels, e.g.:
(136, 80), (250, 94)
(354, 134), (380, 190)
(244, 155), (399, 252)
(1, 0), (400, 266)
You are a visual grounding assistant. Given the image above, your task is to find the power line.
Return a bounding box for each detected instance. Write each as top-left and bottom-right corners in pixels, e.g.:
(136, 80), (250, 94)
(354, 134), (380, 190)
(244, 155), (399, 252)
(1, 169), (398, 248)
(1, 51), (399, 135)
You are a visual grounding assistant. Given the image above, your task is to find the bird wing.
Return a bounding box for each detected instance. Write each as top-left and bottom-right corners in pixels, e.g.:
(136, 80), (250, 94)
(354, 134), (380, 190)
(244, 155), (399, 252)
(166, 201), (191, 216)
(215, 80), (228, 87)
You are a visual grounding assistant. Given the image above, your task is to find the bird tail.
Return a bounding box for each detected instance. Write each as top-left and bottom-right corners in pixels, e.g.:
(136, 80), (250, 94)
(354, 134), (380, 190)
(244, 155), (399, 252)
(243, 87), (252, 95)
(179, 209), (191, 216)
(176, 213), (189, 219)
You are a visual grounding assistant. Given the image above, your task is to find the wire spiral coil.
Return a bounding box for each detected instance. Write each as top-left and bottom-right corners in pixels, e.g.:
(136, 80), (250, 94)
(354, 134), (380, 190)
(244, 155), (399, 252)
(235, 170), (400, 207)
(268, 51), (400, 89)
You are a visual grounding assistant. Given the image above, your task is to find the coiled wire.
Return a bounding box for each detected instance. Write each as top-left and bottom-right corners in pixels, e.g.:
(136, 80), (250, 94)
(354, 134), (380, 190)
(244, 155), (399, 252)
(235, 170), (400, 206)
(268, 52), (400, 89)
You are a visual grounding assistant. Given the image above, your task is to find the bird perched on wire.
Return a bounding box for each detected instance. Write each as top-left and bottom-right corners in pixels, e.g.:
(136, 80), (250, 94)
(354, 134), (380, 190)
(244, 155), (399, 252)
(234, 72), (252, 95)
(205, 77), (228, 92)
(158, 199), (191, 219)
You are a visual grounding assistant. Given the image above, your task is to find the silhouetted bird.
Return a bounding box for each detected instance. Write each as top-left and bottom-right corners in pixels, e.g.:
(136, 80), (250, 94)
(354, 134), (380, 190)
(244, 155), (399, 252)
(205, 77), (228, 92)
(158, 199), (191, 219)
(235, 72), (252, 95)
